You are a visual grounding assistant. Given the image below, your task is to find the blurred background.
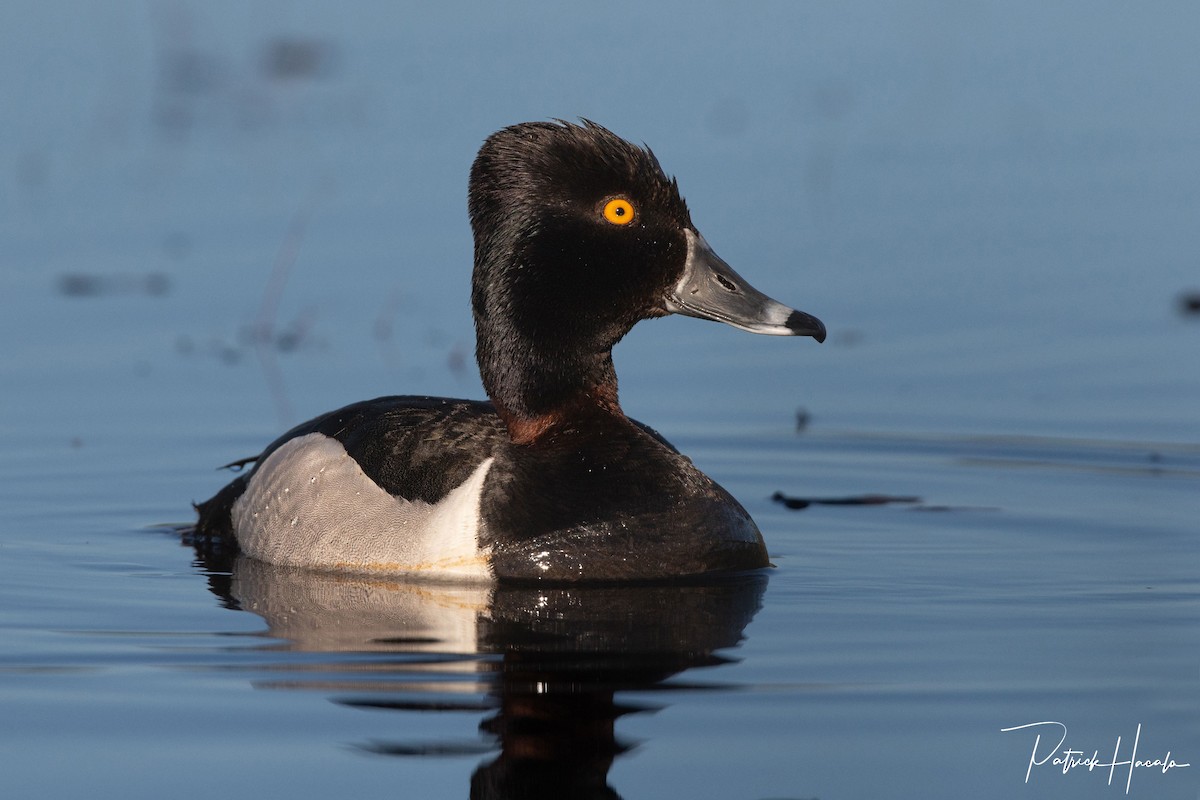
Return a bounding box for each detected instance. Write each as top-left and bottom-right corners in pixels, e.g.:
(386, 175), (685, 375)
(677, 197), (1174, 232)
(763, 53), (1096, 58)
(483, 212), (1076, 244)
(3, 0), (1197, 459)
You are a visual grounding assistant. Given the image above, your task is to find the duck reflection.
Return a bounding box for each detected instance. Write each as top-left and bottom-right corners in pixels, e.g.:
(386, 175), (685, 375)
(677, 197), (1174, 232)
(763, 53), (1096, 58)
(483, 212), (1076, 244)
(194, 551), (765, 800)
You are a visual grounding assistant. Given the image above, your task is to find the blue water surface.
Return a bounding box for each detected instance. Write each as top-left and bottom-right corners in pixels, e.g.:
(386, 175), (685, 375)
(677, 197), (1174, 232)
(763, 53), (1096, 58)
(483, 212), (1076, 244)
(1, 2), (1197, 798)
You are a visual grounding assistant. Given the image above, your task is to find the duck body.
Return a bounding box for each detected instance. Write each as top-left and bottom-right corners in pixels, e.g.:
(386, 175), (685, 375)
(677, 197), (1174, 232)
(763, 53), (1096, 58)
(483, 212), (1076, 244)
(194, 121), (825, 583)
(198, 395), (763, 582)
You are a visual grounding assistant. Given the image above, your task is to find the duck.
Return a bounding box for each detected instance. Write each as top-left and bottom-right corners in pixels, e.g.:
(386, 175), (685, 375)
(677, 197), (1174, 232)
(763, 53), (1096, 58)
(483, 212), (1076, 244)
(193, 120), (825, 583)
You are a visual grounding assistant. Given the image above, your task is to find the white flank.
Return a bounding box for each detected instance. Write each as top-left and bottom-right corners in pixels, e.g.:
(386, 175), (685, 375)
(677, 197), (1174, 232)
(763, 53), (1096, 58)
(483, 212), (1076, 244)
(231, 433), (494, 581)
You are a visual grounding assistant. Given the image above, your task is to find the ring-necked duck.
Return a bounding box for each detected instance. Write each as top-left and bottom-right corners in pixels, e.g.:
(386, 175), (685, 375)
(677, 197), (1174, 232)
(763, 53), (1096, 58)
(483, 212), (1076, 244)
(193, 120), (825, 582)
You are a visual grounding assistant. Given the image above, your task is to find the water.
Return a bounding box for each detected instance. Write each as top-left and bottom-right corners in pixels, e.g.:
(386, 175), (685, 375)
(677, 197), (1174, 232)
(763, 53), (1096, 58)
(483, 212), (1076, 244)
(2, 2), (1197, 798)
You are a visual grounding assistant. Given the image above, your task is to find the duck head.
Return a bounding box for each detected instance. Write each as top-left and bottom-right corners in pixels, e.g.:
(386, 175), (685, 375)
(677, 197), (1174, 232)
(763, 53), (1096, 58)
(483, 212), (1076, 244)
(469, 120), (824, 441)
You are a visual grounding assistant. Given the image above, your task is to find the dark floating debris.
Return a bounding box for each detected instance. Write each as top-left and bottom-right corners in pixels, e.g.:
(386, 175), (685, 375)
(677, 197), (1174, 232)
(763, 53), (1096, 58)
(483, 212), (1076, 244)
(772, 491), (921, 510)
(57, 272), (170, 297)
(1178, 290), (1200, 317)
(353, 738), (497, 758)
(261, 38), (338, 80)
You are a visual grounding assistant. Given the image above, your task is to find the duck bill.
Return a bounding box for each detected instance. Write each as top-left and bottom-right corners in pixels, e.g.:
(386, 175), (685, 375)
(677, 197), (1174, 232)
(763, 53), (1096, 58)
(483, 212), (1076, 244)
(665, 230), (826, 341)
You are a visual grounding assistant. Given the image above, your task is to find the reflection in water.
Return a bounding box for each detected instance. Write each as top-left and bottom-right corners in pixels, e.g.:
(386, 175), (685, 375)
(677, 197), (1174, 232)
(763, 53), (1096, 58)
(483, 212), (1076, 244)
(194, 551), (766, 799)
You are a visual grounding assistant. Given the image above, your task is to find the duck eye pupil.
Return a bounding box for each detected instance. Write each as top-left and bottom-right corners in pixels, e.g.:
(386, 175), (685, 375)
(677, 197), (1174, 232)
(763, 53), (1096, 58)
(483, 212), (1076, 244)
(603, 198), (635, 225)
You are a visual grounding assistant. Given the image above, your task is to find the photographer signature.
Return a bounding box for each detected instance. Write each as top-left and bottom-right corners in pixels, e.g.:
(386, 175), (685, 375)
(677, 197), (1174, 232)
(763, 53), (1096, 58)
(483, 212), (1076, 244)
(1001, 721), (1189, 794)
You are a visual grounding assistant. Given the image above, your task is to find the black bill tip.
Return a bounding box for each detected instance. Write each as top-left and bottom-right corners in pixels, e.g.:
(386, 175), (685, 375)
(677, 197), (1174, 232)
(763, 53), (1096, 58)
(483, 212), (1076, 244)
(785, 310), (827, 343)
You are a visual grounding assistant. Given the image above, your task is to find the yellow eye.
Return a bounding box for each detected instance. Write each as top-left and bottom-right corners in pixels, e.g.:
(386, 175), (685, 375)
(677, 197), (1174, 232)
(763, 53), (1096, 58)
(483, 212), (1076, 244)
(602, 197), (636, 225)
